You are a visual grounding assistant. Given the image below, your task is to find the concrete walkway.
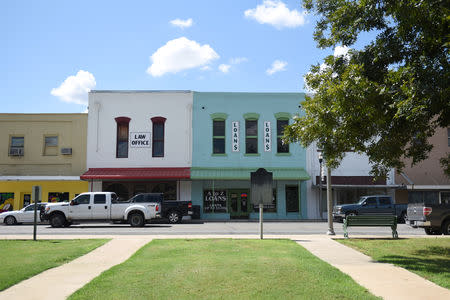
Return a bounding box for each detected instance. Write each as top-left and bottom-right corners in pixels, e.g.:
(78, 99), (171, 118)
(0, 234), (449, 300)
(0, 236), (153, 300)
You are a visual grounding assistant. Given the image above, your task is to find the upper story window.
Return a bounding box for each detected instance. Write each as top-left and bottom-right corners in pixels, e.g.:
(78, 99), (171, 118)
(44, 136), (58, 156)
(151, 117), (166, 157)
(9, 136), (24, 156)
(115, 117), (131, 158)
(244, 113), (259, 154)
(213, 120), (225, 154)
(246, 120), (258, 153)
(277, 120), (289, 153)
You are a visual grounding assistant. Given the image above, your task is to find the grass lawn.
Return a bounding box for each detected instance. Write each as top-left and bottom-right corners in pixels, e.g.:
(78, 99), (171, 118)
(70, 239), (379, 300)
(338, 238), (450, 289)
(0, 239), (109, 291)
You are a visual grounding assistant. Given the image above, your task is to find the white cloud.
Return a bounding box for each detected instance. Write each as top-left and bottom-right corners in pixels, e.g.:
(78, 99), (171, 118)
(266, 60), (287, 75)
(304, 46), (352, 92)
(219, 64), (231, 73)
(147, 37), (219, 77)
(334, 45), (350, 58)
(230, 57), (248, 64)
(244, 1), (306, 29)
(170, 18), (193, 29)
(50, 70), (96, 105)
(201, 66), (212, 71)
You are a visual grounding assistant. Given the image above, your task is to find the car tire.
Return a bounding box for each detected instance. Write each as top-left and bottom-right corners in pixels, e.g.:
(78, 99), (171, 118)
(5, 216), (17, 225)
(442, 220), (450, 235)
(50, 214), (65, 228)
(128, 213), (145, 227)
(167, 211), (182, 224)
(63, 221), (72, 227)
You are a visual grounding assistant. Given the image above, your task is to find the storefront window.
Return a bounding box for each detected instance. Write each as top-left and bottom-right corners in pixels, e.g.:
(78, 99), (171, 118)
(203, 190), (227, 213)
(48, 192), (69, 203)
(0, 193), (14, 211)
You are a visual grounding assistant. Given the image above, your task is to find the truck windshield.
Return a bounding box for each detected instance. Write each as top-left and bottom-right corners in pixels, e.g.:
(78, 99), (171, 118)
(357, 197), (367, 204)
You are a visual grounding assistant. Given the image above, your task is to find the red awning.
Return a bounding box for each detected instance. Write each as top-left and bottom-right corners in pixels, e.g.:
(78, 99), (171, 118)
(80, 168), (190, 180)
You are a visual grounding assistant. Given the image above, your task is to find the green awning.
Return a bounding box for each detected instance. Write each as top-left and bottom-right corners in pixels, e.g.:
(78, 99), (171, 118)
(191, 167), (310, 180)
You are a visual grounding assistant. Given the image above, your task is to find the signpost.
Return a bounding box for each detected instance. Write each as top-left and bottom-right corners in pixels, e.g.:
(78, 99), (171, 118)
(250, 168), (273, 239)
(32, 186), (41, 241)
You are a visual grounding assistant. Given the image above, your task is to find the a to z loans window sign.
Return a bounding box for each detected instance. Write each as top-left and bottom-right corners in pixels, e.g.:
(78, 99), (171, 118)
(264, 121), (271, 152)
(130, 132), (151, 147)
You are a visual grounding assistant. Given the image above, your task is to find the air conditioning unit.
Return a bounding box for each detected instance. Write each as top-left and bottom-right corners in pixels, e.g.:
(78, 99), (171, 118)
(61, 148), (72, 155)
(9, 147), (24, 156)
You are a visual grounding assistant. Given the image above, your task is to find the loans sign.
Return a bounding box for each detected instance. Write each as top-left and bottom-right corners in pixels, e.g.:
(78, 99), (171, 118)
(130, 132), (151, 148)
(232, 121), (240, 152)
(264, 121), (271, 152)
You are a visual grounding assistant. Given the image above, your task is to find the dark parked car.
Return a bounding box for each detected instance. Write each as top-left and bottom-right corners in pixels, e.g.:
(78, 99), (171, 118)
(333, 195), (407, 223)
(129, 193), (192, 224)
(407, 191), (450, 235)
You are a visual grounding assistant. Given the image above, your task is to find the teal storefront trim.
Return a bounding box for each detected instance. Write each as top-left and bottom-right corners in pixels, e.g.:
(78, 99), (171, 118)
(191, 167), (310, 181)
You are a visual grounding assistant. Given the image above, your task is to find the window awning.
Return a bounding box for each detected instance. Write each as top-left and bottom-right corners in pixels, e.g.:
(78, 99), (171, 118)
(80, 168), (190, 180)
(191, 167), (310, 180)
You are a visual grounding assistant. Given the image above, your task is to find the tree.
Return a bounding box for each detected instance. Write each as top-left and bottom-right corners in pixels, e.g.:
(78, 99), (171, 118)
(284, 0), (449, 177)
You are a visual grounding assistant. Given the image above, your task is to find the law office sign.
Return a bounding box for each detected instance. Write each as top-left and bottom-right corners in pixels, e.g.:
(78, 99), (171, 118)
(130, 132), (151, 148)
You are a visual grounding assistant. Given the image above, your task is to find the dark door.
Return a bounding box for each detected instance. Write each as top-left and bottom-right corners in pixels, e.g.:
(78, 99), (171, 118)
(229, 190), (250, 219)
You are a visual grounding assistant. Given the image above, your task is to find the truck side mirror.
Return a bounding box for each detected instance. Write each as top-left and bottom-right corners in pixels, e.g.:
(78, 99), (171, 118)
(70, 200), (77, 206)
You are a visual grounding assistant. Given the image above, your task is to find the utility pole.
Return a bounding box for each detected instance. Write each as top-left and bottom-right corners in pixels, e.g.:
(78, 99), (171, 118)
(326, 166), (335, 235)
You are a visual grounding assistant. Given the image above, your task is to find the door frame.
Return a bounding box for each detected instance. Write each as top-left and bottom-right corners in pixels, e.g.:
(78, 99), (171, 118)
(228, 189), (250, 219)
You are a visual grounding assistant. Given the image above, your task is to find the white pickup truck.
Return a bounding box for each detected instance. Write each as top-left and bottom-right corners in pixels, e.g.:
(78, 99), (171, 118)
(43, 192), (160, 227)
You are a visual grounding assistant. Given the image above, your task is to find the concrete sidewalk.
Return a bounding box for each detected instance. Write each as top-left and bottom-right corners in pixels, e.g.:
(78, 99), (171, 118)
(0, 236), (153, 300)
(0, 234), (449, 300)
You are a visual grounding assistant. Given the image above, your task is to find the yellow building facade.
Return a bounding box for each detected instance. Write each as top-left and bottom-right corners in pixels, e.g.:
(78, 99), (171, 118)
(0, 114), (88, 210)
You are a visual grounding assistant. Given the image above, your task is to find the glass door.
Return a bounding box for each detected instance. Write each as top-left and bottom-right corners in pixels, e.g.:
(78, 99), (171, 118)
(228, 190), (250, 219)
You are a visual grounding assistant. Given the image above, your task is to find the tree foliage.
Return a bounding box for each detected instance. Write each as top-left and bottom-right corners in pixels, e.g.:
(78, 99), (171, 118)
(284, 0), (449, 177)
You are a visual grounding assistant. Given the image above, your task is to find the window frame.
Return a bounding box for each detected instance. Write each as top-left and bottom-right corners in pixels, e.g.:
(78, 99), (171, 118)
(43, 135), (58, 156)
(245, 119), (258, 154)
(9, 136), (24, 156)
(212, 119), (226, 154)
(151, 117), (166, 158)
(276, 119), (290, 154)
(115, 117), (131, 158)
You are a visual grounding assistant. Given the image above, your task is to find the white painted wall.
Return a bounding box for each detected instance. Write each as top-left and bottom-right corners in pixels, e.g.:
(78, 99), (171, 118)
(87, 91), (193, 168)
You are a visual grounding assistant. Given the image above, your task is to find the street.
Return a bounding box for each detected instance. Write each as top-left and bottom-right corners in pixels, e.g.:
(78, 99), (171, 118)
(0, 220), (426, 237)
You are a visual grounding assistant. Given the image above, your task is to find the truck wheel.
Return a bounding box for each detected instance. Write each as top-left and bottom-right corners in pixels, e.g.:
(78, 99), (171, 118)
(400, 212), (407, 224)
(50, 214), (65, 228)
(442, 220), (450, 235)
(63, 221), (72, 227)
(128, 213), (145, 227)
(167, 211), (182, 224)
(5, 216), (17, 225)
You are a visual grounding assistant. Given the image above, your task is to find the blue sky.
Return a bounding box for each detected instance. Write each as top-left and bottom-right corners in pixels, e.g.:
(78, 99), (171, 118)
(2, 0), (359, 113)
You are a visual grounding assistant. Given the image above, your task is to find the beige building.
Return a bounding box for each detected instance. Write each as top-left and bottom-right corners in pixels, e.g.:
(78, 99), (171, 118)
(0, 114), (88, 211)
(395, 127), (450, 204)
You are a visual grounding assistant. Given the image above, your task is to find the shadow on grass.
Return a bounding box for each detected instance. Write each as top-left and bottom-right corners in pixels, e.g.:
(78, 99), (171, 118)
(413, 246), (450, 257)
(376, 255), (450, 274)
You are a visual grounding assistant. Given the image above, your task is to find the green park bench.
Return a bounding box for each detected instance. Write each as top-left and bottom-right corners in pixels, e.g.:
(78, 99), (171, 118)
(343, 215), (398, 239)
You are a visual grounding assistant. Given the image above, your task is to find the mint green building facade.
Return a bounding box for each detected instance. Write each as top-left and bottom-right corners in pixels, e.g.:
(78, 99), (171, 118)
(191, 92), (310, 220)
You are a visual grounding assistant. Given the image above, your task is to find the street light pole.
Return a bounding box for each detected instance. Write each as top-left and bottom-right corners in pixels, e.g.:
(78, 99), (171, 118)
(326, 166), (335, 235)
(318, 153), (323, 220)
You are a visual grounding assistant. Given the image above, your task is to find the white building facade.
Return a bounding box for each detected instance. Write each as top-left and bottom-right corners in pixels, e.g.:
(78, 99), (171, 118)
(306, 143), (399, 219)
(82, 91), (193, 201)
